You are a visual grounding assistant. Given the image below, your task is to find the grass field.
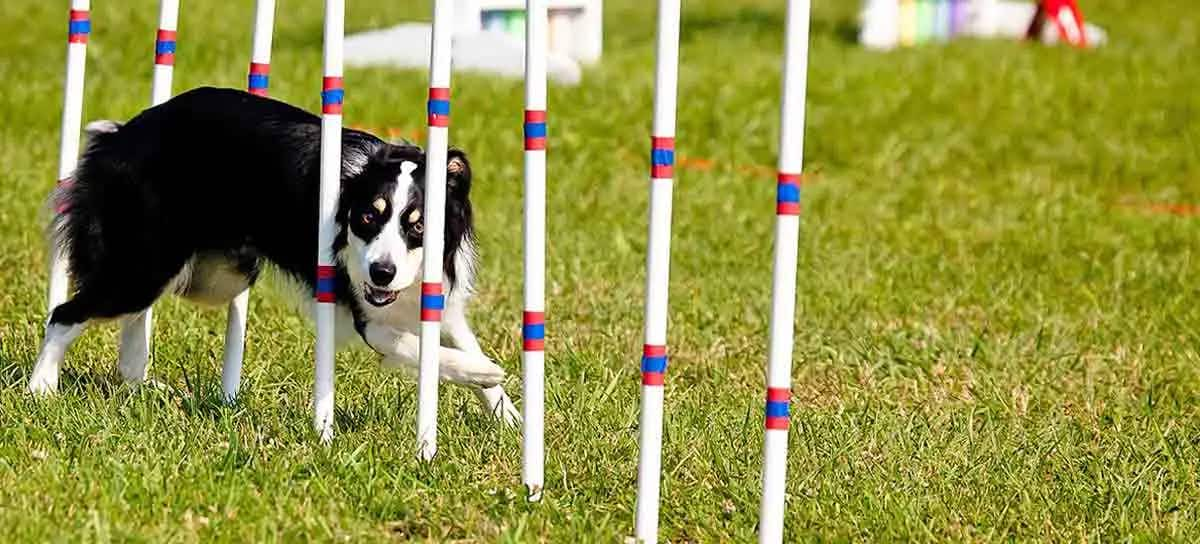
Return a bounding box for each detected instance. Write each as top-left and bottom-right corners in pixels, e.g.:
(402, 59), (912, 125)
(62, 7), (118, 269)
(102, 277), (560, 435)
(1, 0), (1198, 541)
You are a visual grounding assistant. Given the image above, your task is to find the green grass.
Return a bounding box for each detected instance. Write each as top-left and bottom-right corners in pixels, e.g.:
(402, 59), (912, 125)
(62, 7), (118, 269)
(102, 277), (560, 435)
(1, 0), (1198, 540)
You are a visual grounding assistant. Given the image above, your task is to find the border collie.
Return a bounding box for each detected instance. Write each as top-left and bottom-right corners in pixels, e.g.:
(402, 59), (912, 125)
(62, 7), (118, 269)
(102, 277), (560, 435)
(28, 87), (519, 425)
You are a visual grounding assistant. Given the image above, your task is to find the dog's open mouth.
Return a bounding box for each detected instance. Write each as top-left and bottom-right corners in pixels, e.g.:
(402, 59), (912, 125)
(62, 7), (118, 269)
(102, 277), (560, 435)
(363, 284), (400, 307)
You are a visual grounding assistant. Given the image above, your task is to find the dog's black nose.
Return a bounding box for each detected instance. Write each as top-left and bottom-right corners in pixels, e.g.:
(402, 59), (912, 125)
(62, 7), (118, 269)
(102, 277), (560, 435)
(369, 261), (396, 286)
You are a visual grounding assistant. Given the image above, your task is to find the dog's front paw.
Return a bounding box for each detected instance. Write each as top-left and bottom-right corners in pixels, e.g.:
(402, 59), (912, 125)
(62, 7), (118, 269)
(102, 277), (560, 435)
(27, 375), (59, 396)
(441, 352), (506, 388)
(475, 385), (521, 427)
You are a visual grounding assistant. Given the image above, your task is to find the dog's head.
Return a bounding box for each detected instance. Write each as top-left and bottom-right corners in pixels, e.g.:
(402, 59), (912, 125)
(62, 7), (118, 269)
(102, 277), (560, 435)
(337, 143), (473, 308)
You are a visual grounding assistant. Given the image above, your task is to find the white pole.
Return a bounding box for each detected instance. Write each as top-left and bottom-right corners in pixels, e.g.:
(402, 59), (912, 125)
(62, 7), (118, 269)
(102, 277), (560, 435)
(48, 0), (92, 312)
(522, 0), (548, 502)
(221, 0), (276, 404)
(418, 0), (455, 462)
(634, 0), (680, 540)
(247, 0), (276, 96)
(151, 0), (179, 106)
(758, 1), (810, 542)
(117, 0), (180, 382)
(314, 0), (345, 444)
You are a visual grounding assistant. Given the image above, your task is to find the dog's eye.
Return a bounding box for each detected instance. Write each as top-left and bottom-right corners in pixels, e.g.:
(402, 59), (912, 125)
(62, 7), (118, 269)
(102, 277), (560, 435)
(411, 221), (423, 234)
(360, 212), (372, 225)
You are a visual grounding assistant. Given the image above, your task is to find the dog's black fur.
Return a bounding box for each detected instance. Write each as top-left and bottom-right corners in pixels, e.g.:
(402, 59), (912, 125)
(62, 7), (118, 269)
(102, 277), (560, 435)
(51, 87), (473, 340)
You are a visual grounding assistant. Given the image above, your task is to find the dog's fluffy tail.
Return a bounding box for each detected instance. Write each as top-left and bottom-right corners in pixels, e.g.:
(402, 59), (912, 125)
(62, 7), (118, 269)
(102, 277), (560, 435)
(84, 120), (122, 137)
(48, 120), (124, 259)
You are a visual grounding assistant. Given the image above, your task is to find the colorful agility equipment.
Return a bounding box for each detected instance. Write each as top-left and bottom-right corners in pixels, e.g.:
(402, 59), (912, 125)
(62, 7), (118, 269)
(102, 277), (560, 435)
(1027, 0), (1088, 47)
(522, 0), (549, 501)
(862, 0), (1101, 50)
(633, 0), (680, 540)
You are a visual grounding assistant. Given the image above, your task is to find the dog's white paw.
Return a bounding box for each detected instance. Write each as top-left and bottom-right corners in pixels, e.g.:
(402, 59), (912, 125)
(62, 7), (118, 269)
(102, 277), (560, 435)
(476, 385), (521, 427)
(443, 352), (506, 388)
(27, 376), (59, 396)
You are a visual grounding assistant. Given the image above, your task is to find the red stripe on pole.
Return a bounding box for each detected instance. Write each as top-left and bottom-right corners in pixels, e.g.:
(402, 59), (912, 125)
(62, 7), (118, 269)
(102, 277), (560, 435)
(764, 417), (790, 430)
(766, 387), (790, 402)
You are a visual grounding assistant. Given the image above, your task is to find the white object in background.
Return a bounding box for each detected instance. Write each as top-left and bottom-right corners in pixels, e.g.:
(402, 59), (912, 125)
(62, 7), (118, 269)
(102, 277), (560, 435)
(344, 25), (582, 85)
(859, 0), (900, 50)
(457, 0), (601, 64)
(344, 0), (599, 85)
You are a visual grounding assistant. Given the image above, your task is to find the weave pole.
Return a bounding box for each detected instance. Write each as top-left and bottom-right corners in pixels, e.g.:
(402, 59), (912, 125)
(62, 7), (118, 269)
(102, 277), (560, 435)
(150, 1), (179, 105)
(221, 0), (277, 402)
(417, 0), (455, 461)
(314, 0), (345, 443)
(48, 0), (92, 313)
(246, 0), (275, 97)
(522, 0), (549, 502)
(115, 0), (181, 379)
(757, 1), (810, 542)
(633, 0), (681, 540)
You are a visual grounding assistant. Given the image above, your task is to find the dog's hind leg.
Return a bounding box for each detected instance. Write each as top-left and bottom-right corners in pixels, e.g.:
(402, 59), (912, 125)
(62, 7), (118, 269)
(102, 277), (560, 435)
(28, 321), (86, 395)
(117, 311), (152, 383)
(27, 291), (109, 394)
(442, 306), (520, 426)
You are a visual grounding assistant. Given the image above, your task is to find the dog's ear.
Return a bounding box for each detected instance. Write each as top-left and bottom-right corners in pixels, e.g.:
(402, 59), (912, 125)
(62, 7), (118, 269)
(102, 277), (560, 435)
(380, 142), (423, 166)
(446, 148), (471, 197)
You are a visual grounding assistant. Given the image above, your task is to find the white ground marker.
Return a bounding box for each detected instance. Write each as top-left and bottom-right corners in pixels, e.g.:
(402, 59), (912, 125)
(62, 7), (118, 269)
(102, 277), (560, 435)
(633, 0), (681, 540)
(417, 0), (456, 461)
(758, 1), (811, 542)
(522, 0), (549, 502)
(314, 0), (345, 443)
(48, 0), (92, 313)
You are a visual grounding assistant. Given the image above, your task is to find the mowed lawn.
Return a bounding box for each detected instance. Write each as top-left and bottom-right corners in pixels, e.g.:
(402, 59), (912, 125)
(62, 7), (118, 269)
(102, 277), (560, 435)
(1, 0), (1198, 541)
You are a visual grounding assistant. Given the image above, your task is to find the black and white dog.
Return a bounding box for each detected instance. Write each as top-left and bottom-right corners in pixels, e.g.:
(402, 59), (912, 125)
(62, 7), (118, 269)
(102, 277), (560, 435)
(28, 87), (518, 424)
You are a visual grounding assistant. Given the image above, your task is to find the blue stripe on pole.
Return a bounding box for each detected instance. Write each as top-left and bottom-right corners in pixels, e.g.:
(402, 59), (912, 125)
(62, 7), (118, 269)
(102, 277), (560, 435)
(765, 401), (789, 418)
(248, 74), (269, 89)
(321, 89), (344, 106)
(427, 99), (450, 115)
(641, 355), (668, 373)
(651, 148), (674, 166)
(777, 183), (800, 203)
(155, 40), (176, 54)
(524, 122), (547, 138)
(523, 323), (545, 340)
(421, 294), (445, 310)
